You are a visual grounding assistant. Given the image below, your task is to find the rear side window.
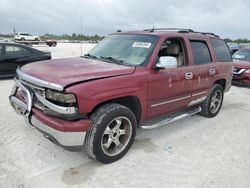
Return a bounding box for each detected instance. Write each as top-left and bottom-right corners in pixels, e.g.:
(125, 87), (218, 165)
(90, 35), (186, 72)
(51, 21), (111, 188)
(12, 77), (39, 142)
(210, 38), (232, 62)
(190, 41), (212, 65)
(5, 45), (30, 56)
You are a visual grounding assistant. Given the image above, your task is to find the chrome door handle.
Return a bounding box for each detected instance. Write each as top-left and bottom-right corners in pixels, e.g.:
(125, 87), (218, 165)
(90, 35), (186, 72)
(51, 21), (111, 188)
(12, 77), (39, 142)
(209, 68), (216, 75)
(185, 72), (193, 80)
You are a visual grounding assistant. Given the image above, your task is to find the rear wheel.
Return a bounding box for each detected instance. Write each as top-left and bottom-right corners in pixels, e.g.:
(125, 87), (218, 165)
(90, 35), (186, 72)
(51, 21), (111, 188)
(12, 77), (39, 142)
(200, 84), (224, 118)
(84, 103), (137, 164)
(21, 38), (25, 41)
(35, 38), (39, 41)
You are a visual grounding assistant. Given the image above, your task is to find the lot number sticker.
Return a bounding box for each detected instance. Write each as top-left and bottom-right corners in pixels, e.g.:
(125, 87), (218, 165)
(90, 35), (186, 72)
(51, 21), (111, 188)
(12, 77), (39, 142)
(132, 42), (151, 48)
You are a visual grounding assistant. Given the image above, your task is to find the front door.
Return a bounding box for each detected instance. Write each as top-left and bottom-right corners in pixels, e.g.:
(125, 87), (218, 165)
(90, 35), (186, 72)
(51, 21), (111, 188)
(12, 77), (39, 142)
(147, 37), (194, 119)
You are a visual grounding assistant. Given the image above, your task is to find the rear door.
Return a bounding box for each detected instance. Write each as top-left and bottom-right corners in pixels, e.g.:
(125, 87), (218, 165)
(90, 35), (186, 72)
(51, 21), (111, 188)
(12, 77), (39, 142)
(188, 39), (215, 103)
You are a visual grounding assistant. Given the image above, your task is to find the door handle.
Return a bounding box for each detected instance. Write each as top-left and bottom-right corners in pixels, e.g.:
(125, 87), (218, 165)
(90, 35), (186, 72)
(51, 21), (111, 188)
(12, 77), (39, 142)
(209, 68), (216, 75)
(185, 72), (193, 80)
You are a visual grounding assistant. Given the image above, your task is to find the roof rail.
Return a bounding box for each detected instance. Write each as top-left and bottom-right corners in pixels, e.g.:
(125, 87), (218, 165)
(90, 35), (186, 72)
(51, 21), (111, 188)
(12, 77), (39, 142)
(192, 31), (219, 38)
(143, 27), (219, 37)
(144, 28), (194, 32)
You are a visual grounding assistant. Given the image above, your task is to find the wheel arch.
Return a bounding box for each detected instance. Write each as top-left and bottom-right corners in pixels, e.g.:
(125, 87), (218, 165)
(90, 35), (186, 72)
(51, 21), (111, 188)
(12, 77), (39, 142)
(214, 79), (226, 91)
(89, 96), (142, 124)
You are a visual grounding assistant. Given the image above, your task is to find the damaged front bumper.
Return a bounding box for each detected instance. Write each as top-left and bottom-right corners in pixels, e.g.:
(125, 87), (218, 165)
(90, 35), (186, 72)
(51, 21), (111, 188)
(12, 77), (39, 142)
(9, 69), (91, 150)
(233, 68), (250, 86)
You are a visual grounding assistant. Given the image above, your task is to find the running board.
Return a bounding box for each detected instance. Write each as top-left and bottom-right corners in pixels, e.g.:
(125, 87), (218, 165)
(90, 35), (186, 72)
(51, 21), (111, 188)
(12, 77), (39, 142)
(139, 106), (202, 130)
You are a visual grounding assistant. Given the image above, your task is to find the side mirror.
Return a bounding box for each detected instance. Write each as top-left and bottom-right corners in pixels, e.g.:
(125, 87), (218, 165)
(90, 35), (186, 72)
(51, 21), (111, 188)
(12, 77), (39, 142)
(155, 56), (177, 70)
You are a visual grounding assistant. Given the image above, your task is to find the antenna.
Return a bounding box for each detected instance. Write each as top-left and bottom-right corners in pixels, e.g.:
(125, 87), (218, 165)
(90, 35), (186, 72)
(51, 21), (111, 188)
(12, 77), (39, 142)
(149, 25), (155, 32)
(80, 16), (83, 56)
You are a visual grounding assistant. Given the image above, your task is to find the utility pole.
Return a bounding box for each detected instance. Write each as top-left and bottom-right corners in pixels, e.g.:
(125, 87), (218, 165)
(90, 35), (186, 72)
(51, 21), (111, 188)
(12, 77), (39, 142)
(13, 26), (16, 35)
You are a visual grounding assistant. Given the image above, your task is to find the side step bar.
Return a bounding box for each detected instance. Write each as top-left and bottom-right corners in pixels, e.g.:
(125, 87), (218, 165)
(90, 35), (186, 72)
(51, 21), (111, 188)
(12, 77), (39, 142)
(139, 106), (202, 130)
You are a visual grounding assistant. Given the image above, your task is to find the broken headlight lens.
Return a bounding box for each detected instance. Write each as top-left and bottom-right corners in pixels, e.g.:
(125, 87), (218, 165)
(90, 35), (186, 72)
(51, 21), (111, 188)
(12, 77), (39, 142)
(45, 89), (77, 106)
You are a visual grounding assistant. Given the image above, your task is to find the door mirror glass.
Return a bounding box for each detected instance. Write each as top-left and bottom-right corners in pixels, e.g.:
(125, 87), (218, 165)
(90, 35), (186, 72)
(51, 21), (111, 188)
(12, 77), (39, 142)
(156, 56), (177, 69)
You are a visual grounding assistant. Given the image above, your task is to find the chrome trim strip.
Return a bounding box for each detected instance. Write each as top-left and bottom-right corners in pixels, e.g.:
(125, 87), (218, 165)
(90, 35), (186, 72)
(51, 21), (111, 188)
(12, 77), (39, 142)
(151, 95), (191, 108)
(192, 91), (207, 97)
(21, 79), (45, 91)
(35, 93), (77, 115)
(17, 68), (64, 91)
(30, 115), (86, 146)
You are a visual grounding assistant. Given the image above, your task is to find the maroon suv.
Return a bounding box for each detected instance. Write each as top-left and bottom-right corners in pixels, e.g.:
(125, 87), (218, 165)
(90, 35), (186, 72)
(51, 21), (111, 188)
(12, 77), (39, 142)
(9, 28), (233, 163)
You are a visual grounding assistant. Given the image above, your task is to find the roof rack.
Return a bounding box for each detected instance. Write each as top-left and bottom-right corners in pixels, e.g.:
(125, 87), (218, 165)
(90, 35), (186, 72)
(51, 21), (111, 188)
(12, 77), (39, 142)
(143, 27), (219, 37)
(144, 28), (194, 32)
(191, 31), (219, 37)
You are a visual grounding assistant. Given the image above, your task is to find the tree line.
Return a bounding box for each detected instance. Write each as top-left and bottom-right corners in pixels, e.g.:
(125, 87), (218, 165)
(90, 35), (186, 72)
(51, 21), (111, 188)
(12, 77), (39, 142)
(0, 33), (105, 41)
(224, 38), (250, 43)
(41, 33), (105, 41)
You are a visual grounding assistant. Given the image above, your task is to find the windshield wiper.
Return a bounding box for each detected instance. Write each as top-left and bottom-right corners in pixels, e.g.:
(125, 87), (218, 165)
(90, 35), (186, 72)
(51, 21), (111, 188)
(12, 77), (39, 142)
(82, 53), (97, 59)
(100, 56), (124, 65)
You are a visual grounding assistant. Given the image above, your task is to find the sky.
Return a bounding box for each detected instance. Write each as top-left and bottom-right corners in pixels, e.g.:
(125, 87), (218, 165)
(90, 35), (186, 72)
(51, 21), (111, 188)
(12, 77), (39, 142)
(0, 0), (249, 39)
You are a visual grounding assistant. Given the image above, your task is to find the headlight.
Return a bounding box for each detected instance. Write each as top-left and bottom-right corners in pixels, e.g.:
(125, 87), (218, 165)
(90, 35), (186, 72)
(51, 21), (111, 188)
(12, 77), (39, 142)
(45, 89), (77, 106)
(245, 69), (250, 74)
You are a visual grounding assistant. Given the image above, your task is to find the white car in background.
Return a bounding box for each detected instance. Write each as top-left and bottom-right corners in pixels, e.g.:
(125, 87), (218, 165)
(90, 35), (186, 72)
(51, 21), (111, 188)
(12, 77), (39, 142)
(14, 32), (40, 41)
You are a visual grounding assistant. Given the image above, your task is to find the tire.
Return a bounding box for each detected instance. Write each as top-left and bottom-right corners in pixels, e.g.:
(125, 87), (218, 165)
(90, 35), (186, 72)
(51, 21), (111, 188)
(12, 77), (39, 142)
(21, 38), (25, 41)
(200, 84), (224, 118)
(84, 103), (137, 164)
(35, 38), (39, 41)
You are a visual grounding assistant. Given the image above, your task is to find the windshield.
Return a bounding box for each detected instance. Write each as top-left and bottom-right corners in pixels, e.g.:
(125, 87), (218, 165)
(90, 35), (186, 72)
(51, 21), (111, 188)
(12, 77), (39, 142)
(233, 50), (250, 61)
(87, 34), (159, 66)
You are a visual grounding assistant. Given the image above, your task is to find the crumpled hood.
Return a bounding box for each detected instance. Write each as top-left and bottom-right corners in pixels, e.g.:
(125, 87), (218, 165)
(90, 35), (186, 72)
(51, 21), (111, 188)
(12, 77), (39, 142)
(233, 59), (250, 69)
(21, 57), (135, 88)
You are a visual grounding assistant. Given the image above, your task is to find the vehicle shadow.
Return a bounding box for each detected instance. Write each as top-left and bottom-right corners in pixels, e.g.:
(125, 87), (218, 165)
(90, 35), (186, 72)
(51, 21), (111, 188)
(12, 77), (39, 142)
(232, 82), (250, 89)
(0, 76), (14, 81)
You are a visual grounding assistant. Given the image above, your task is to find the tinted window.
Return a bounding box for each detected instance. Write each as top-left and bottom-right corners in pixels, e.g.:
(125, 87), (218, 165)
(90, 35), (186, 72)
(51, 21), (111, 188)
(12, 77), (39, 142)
(191, 41), (212, 65)
(5, 45), (30, 56)
(210, 38), (232, 62)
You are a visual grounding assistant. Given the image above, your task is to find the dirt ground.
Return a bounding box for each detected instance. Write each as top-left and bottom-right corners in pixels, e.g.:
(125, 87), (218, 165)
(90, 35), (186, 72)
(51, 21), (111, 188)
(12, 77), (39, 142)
(0, 43), (250, 188)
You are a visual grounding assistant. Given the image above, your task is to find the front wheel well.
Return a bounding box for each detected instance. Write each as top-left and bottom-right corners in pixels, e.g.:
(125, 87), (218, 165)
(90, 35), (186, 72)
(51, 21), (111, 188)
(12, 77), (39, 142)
(214, 79), (226, 91)
(89, 96), (142, 124)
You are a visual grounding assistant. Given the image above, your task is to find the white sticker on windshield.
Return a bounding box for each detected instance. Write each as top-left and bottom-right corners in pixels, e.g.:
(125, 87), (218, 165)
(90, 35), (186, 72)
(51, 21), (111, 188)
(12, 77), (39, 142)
(132, 42), (151, 48)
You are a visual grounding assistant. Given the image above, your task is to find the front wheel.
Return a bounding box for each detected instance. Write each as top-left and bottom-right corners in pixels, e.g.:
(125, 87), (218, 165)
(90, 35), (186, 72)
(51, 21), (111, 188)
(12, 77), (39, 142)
(84, 103), (137, 164)
(200, 84), (224, 118)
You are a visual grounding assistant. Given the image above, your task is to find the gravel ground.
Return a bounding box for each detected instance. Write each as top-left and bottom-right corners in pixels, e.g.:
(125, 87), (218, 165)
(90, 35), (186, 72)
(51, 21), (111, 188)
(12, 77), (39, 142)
(0, 44), (250, 188)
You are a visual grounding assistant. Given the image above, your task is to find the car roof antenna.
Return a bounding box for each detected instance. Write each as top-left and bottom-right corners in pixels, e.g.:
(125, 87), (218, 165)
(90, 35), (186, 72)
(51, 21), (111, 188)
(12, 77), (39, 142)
(149, 25), (155, 32)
